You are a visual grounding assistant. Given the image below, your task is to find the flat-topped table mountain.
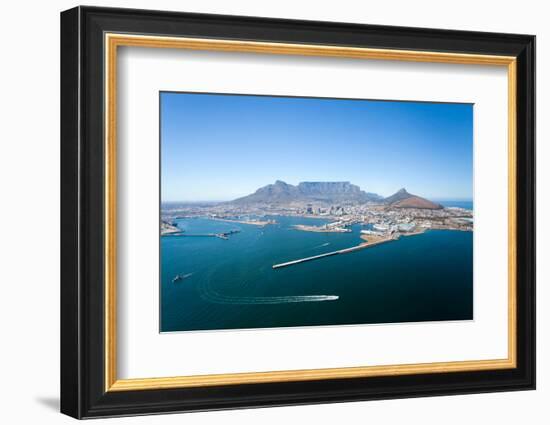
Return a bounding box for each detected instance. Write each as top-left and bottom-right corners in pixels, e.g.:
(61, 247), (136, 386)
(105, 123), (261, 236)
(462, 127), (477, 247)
(230, 181), (442, 209)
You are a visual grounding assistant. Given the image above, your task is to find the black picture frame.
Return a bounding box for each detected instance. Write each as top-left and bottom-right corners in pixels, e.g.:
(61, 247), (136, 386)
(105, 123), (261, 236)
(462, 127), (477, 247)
(61, 5), (535, 419)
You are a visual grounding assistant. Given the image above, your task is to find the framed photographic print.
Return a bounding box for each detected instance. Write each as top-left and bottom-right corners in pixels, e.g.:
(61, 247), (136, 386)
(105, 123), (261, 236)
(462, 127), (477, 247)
(60, 6), (535, 419)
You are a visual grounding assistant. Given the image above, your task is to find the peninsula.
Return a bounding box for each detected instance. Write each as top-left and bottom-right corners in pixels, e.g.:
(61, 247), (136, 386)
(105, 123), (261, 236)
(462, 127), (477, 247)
(161, 220), (181, 236)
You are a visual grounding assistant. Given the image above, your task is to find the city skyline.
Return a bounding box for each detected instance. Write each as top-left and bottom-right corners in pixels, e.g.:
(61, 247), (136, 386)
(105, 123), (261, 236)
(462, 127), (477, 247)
(161, 92), (473, 202)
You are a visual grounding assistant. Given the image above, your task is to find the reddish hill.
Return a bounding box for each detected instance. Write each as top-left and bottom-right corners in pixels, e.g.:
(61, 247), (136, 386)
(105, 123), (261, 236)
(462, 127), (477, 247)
(385, 188), (443, 210)
(392, 196), (443, 209)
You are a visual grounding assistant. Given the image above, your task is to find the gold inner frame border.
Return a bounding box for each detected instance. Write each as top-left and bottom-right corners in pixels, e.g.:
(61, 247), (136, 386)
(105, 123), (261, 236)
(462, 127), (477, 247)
(104, 33), (517, 392)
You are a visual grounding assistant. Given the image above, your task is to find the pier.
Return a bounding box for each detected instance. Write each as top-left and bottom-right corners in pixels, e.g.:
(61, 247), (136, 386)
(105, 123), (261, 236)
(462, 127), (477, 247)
(272, 235), (396, 269)
(164, 229), (240, 240)
(184, 233), (230, 240)
(272, 251), (340, 268)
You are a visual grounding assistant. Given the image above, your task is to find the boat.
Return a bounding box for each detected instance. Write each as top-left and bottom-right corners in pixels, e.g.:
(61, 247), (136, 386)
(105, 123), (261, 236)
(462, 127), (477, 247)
(172, 273), (193, 283)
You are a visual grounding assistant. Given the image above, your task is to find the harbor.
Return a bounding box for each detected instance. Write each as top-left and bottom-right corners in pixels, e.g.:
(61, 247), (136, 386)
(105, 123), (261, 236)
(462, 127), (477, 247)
(161, 215), (474, 332)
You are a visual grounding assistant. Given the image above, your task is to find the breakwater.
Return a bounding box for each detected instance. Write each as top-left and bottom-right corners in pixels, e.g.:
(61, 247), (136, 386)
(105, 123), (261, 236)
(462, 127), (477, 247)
(272, 236), (395, 269)
(164, 230), (240, 240)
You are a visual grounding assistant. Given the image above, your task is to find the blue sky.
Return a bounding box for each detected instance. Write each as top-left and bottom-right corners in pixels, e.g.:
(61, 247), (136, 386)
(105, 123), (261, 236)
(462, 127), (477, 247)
(161, 92), (473, 202)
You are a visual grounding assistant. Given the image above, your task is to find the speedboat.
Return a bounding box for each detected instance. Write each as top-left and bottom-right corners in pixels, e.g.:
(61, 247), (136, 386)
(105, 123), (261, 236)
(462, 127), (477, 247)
(172, 273), (193, 283)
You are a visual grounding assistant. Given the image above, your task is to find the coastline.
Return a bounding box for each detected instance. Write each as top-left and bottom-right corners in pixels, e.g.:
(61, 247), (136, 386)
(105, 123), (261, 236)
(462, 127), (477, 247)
(292, 224), (350, 233)
(399, 228), (428, 237)
(161, 221), (181, 236)
(209, 217), (276, 227)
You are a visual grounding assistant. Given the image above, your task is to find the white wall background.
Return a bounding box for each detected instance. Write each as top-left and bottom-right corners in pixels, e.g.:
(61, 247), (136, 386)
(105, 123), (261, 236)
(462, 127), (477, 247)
(0, 0), (545, 423)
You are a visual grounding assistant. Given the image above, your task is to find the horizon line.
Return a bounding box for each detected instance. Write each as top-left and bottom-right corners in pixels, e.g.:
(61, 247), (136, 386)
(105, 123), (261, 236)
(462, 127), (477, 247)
(161, 197), (474, 204)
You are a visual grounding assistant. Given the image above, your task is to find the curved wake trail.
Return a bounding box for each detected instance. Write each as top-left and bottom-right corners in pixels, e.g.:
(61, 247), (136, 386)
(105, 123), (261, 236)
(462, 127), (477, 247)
(198, 271), (338, 305)
(200, 290), (339, 305)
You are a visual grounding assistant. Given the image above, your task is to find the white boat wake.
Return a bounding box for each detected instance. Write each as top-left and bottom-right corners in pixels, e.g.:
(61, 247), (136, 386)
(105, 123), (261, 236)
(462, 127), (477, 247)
(198, 273), (338, 305)
(306, 242), (330, 252)
(200, 290), (339, 305)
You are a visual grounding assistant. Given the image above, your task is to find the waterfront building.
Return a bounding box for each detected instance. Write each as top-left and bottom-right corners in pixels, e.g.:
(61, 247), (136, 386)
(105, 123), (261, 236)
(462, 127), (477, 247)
(398, 223), (416, 232)
(373, 223), (389, 232)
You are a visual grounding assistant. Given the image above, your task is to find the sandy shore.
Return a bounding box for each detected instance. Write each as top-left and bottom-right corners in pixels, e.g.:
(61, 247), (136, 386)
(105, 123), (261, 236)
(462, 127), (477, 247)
(359, 233), (392, 245)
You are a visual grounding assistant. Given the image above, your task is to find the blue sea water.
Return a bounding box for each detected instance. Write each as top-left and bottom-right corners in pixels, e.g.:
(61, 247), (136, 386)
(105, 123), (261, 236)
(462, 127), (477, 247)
(438, 200), (473, 210)
(160, 214), (473, 332)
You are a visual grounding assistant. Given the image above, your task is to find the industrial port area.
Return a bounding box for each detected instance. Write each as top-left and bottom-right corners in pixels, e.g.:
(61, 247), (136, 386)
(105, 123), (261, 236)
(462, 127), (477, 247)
(161, 198), (473, 237)
(161, 182), (473, 271)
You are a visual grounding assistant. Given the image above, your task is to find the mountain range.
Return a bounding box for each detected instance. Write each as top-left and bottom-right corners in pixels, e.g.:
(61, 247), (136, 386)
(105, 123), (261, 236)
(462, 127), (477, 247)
(230, 181), (442, 209)
(232, 180), (382, 204)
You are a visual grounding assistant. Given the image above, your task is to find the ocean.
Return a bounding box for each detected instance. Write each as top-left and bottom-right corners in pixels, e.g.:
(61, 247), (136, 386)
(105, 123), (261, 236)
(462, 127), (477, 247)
(438, 200), (473, 210)
(160, 213), (473, 332)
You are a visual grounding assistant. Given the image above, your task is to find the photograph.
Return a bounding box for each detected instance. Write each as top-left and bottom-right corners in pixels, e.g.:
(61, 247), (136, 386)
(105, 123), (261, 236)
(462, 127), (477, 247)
(160, 92), (474, 332)
(57, 4), (536, 419)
